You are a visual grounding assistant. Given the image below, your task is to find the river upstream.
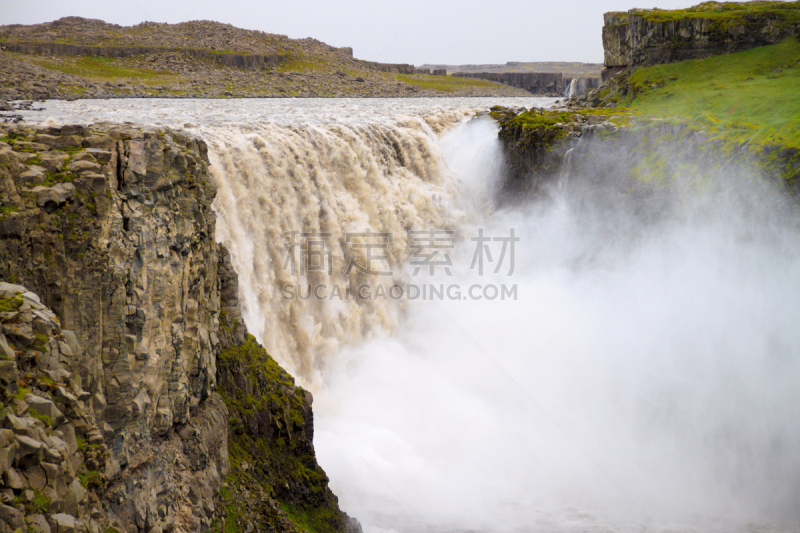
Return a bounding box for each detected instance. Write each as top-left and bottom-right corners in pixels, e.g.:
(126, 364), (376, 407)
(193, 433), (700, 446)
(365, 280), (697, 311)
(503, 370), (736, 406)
(19, 98), (800, 533)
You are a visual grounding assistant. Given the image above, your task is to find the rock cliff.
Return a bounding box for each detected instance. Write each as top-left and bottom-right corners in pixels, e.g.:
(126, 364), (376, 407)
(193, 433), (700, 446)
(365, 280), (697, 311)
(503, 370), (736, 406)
(602, 1), (800, 69)
(491, 106), (798, 203)
(451, 72), (566, 95)
(0, 123), (356, 532)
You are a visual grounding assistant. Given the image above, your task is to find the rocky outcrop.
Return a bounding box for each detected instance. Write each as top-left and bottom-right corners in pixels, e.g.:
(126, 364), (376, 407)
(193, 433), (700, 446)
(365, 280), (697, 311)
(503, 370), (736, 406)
(0, 280), (233, 533)
(353, 59), (421, 75)
(0, 123), (357, 532)
(420, 61), (603, 77)
(0, 281), (111, 533)
(602, 2), (800, 69)
(489, 107), (621, 202)
(0, 42), (286, 71)
(213, 336), (360, 533)
(493, 106), (800, 202)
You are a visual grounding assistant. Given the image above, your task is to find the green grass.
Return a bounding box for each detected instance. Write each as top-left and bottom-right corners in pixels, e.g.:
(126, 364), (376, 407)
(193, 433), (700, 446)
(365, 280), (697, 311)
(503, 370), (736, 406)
(396, 74), (504, 92)
(279, 502), (340, 533)
(14, 491), (50, 515)
(495, 107), (626, 150)
(621, 37), (800, 149)
(31, 333), (49, 352)
(78, 470), (103, 488)
(28, 409), (51, 427)
(33, 56), (174, 80)
(614, 1), (800, 29)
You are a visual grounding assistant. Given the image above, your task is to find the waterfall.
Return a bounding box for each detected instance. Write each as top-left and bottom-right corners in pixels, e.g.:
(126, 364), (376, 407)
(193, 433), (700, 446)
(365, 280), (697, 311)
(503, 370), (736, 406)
(206, 111), (800, 532)
(21, 98), (800, 533)
(558, 140), (581, 194)
(566, 77), (579, 98)
(307, 120), (800, 532)
(204, 109), (493, 385)
(565, 77), (601, 98)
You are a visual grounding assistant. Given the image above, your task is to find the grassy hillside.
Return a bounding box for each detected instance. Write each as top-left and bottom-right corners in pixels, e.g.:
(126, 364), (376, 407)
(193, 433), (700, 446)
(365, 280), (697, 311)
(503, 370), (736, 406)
(605, 37), (800, 149)
(0, 17), (529, 100)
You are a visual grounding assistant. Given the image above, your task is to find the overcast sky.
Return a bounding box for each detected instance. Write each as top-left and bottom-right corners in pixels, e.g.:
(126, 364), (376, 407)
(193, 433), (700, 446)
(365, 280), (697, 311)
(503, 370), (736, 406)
(2, 0), (722, 65)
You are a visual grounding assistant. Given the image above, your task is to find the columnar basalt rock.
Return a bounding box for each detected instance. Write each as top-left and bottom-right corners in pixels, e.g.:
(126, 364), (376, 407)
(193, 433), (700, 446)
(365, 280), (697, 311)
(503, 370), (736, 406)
(1, 123), (221, 463)
(0, 123), (356, 532)
(452, 71), (568, 95)
(0, 280), (232, 533)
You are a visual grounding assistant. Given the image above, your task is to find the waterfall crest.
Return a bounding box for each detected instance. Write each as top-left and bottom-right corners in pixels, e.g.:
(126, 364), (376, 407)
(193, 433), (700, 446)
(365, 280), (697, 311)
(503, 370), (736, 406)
(205, 109), (479, 384)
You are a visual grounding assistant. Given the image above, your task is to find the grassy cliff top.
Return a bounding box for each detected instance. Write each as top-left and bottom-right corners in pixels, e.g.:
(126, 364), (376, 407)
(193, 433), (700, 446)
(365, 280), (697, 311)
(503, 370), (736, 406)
(608, 0), (800, 24)
(613, 36), (800, 149)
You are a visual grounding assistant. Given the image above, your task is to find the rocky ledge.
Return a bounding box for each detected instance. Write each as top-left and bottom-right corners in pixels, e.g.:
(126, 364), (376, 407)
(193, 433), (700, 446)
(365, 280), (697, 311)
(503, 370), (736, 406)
(0, 124), (357, 532)
(491, 105), (799, 205)
(602, 1), (800, 72)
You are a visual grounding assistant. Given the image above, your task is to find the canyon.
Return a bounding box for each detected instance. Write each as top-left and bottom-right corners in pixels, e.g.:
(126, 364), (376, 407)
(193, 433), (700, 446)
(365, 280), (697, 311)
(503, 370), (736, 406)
(0, 2), (799, 533)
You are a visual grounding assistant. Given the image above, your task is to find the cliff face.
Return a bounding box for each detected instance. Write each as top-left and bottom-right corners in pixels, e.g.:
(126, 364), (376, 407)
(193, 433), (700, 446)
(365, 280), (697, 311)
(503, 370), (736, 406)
(489, 107), (621, 202)
(1, 42), (286, 71)
(492, 107), (798, 204)
(452, 72), (566, 95)
(0, 124), (355, 533)
(602, 1), (800, 68)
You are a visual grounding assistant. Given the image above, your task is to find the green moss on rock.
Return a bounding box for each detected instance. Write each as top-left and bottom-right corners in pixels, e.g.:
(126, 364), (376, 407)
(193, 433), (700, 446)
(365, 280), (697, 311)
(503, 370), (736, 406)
(212, 334), (357, 533)
(0, 296), (23, 313)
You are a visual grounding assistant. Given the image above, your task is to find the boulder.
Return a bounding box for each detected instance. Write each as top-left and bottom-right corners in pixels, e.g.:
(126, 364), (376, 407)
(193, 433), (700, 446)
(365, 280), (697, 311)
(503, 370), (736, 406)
(0, 430), (16, 475)
(22, 464), (47, 491)
(85, 148), (113, 163)
(0, 334), (14, 360)
(0, 283), (26, 298)
(33, 183), (75, 210)
(38, 135), (83, 151)
(2, 467), (26, 489)
(25, 394), (65, 425)
(38, 152), (69, 173)
(0, 503), (23, 530)
(48, 513), (76, 533)
(67, 160), (102, 174)
(19, 165), (47, 185)
(16, 434), (44, 459)
(3, 413), (37, 435)
(2, 322), (35, 347)
(26, 514), (52, 533)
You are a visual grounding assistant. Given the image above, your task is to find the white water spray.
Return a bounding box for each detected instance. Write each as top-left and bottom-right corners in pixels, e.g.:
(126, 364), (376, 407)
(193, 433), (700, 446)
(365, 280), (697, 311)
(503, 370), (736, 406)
(311, 118), (800, 532)
(21, 98), (800, 533)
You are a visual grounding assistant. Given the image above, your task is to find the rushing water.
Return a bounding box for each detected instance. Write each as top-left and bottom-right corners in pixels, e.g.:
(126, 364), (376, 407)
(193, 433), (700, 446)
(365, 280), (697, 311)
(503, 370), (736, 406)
(22, 98), (800, 533)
